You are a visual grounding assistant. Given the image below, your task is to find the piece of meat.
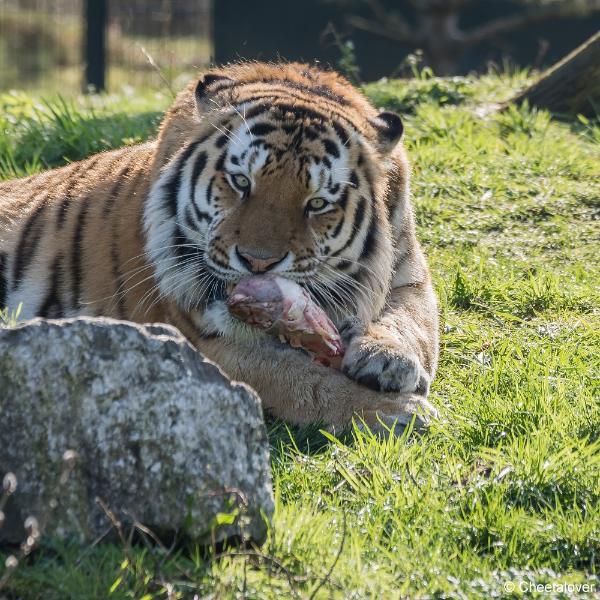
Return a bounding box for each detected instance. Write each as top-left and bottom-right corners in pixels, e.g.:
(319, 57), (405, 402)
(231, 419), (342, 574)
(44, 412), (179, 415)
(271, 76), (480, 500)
(227, 274), (344, 368)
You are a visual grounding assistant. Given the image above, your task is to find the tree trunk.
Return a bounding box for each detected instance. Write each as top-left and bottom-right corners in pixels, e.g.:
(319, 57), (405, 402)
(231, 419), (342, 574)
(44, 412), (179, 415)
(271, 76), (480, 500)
(418, 10), (465, 75)
(511, 31), (600, 118)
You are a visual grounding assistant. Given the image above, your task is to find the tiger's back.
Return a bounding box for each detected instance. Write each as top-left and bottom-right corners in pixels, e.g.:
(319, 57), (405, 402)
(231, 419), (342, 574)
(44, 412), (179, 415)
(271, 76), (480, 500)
(0, 143), (164, 322)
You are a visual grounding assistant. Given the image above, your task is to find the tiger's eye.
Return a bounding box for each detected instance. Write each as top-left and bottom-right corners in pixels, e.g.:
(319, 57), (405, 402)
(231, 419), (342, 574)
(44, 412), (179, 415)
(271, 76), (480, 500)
(307, 197), (328, 212)
(232, 174), (250, 191)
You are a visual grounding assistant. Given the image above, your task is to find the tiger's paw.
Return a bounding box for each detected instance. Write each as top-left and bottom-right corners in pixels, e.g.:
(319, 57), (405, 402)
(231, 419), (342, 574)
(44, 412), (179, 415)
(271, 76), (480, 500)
(355, 393), (438, 435)
(341, 336), (430, 395)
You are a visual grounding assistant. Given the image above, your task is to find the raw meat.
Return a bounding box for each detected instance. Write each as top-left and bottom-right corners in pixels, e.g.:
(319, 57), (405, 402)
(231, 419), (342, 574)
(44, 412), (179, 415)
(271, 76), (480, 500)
(227, 274), (344, 368)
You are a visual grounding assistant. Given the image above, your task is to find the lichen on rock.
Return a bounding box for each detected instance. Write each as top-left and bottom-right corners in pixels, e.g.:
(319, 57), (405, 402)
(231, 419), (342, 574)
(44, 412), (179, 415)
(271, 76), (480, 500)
(0, 317), (274, 545)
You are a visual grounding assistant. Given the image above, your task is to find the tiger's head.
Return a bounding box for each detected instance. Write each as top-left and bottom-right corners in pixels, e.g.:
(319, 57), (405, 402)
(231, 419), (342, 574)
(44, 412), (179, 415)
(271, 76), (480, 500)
(145, 63), (409, 330)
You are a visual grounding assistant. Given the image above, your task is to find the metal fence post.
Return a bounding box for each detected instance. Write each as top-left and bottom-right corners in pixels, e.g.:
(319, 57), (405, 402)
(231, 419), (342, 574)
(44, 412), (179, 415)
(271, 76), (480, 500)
(84, 0), (107, 92)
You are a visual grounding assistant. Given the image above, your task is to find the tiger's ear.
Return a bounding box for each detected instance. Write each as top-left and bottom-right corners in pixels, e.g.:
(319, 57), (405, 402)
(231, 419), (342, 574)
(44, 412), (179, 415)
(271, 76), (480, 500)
(194, 72), (235, 112)
(369, 111), (403, 153)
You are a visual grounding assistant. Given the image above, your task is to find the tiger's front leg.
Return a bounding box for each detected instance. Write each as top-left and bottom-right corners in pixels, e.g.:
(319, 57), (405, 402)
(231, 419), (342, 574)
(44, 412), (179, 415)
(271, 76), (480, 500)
(175, 302), (437, 432)
(341, 279), (439, 397)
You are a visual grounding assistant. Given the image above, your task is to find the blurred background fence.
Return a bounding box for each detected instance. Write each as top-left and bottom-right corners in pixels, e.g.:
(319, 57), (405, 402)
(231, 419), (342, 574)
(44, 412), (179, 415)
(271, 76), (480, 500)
(0, 0), (212, 92)
(1, 0), (599, 93)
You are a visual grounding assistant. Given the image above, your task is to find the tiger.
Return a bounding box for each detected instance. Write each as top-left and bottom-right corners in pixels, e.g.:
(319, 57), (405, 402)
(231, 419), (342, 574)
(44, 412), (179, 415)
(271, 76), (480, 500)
(0, 62), (439, 430)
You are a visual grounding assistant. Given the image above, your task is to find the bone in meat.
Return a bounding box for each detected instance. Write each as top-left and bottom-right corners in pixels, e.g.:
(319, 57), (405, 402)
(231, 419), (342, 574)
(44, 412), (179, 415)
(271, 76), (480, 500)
(227, 274), (344, 368)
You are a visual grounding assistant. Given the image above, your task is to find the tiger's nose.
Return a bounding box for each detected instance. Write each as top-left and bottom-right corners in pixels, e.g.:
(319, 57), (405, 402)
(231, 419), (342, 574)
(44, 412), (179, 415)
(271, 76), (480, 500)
(235, 246), (287, 273)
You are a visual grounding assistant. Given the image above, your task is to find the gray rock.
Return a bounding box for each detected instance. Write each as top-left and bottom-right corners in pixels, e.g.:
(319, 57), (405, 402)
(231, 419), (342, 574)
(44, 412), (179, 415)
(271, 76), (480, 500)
(0, 318), (273, 545)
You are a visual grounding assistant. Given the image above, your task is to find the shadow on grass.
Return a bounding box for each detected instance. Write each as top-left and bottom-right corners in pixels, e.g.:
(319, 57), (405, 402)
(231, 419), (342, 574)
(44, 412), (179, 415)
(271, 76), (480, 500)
(266, 418), (352, 456)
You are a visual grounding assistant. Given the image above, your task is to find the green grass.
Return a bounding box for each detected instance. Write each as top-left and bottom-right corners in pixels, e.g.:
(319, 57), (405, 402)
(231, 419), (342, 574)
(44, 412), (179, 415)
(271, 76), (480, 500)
(1, 71), (600, 598)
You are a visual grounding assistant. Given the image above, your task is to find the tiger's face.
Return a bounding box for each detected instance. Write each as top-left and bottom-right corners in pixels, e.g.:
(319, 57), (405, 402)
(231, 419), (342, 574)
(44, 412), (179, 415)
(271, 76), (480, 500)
(206, 116), (365, 282)
(145, 66), (406, 327)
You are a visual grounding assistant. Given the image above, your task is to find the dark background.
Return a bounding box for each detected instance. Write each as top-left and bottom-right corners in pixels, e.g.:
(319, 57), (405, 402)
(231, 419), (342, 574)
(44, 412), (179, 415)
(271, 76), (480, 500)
(214, 0), (600, 80)
(1, 0), (599, 92)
